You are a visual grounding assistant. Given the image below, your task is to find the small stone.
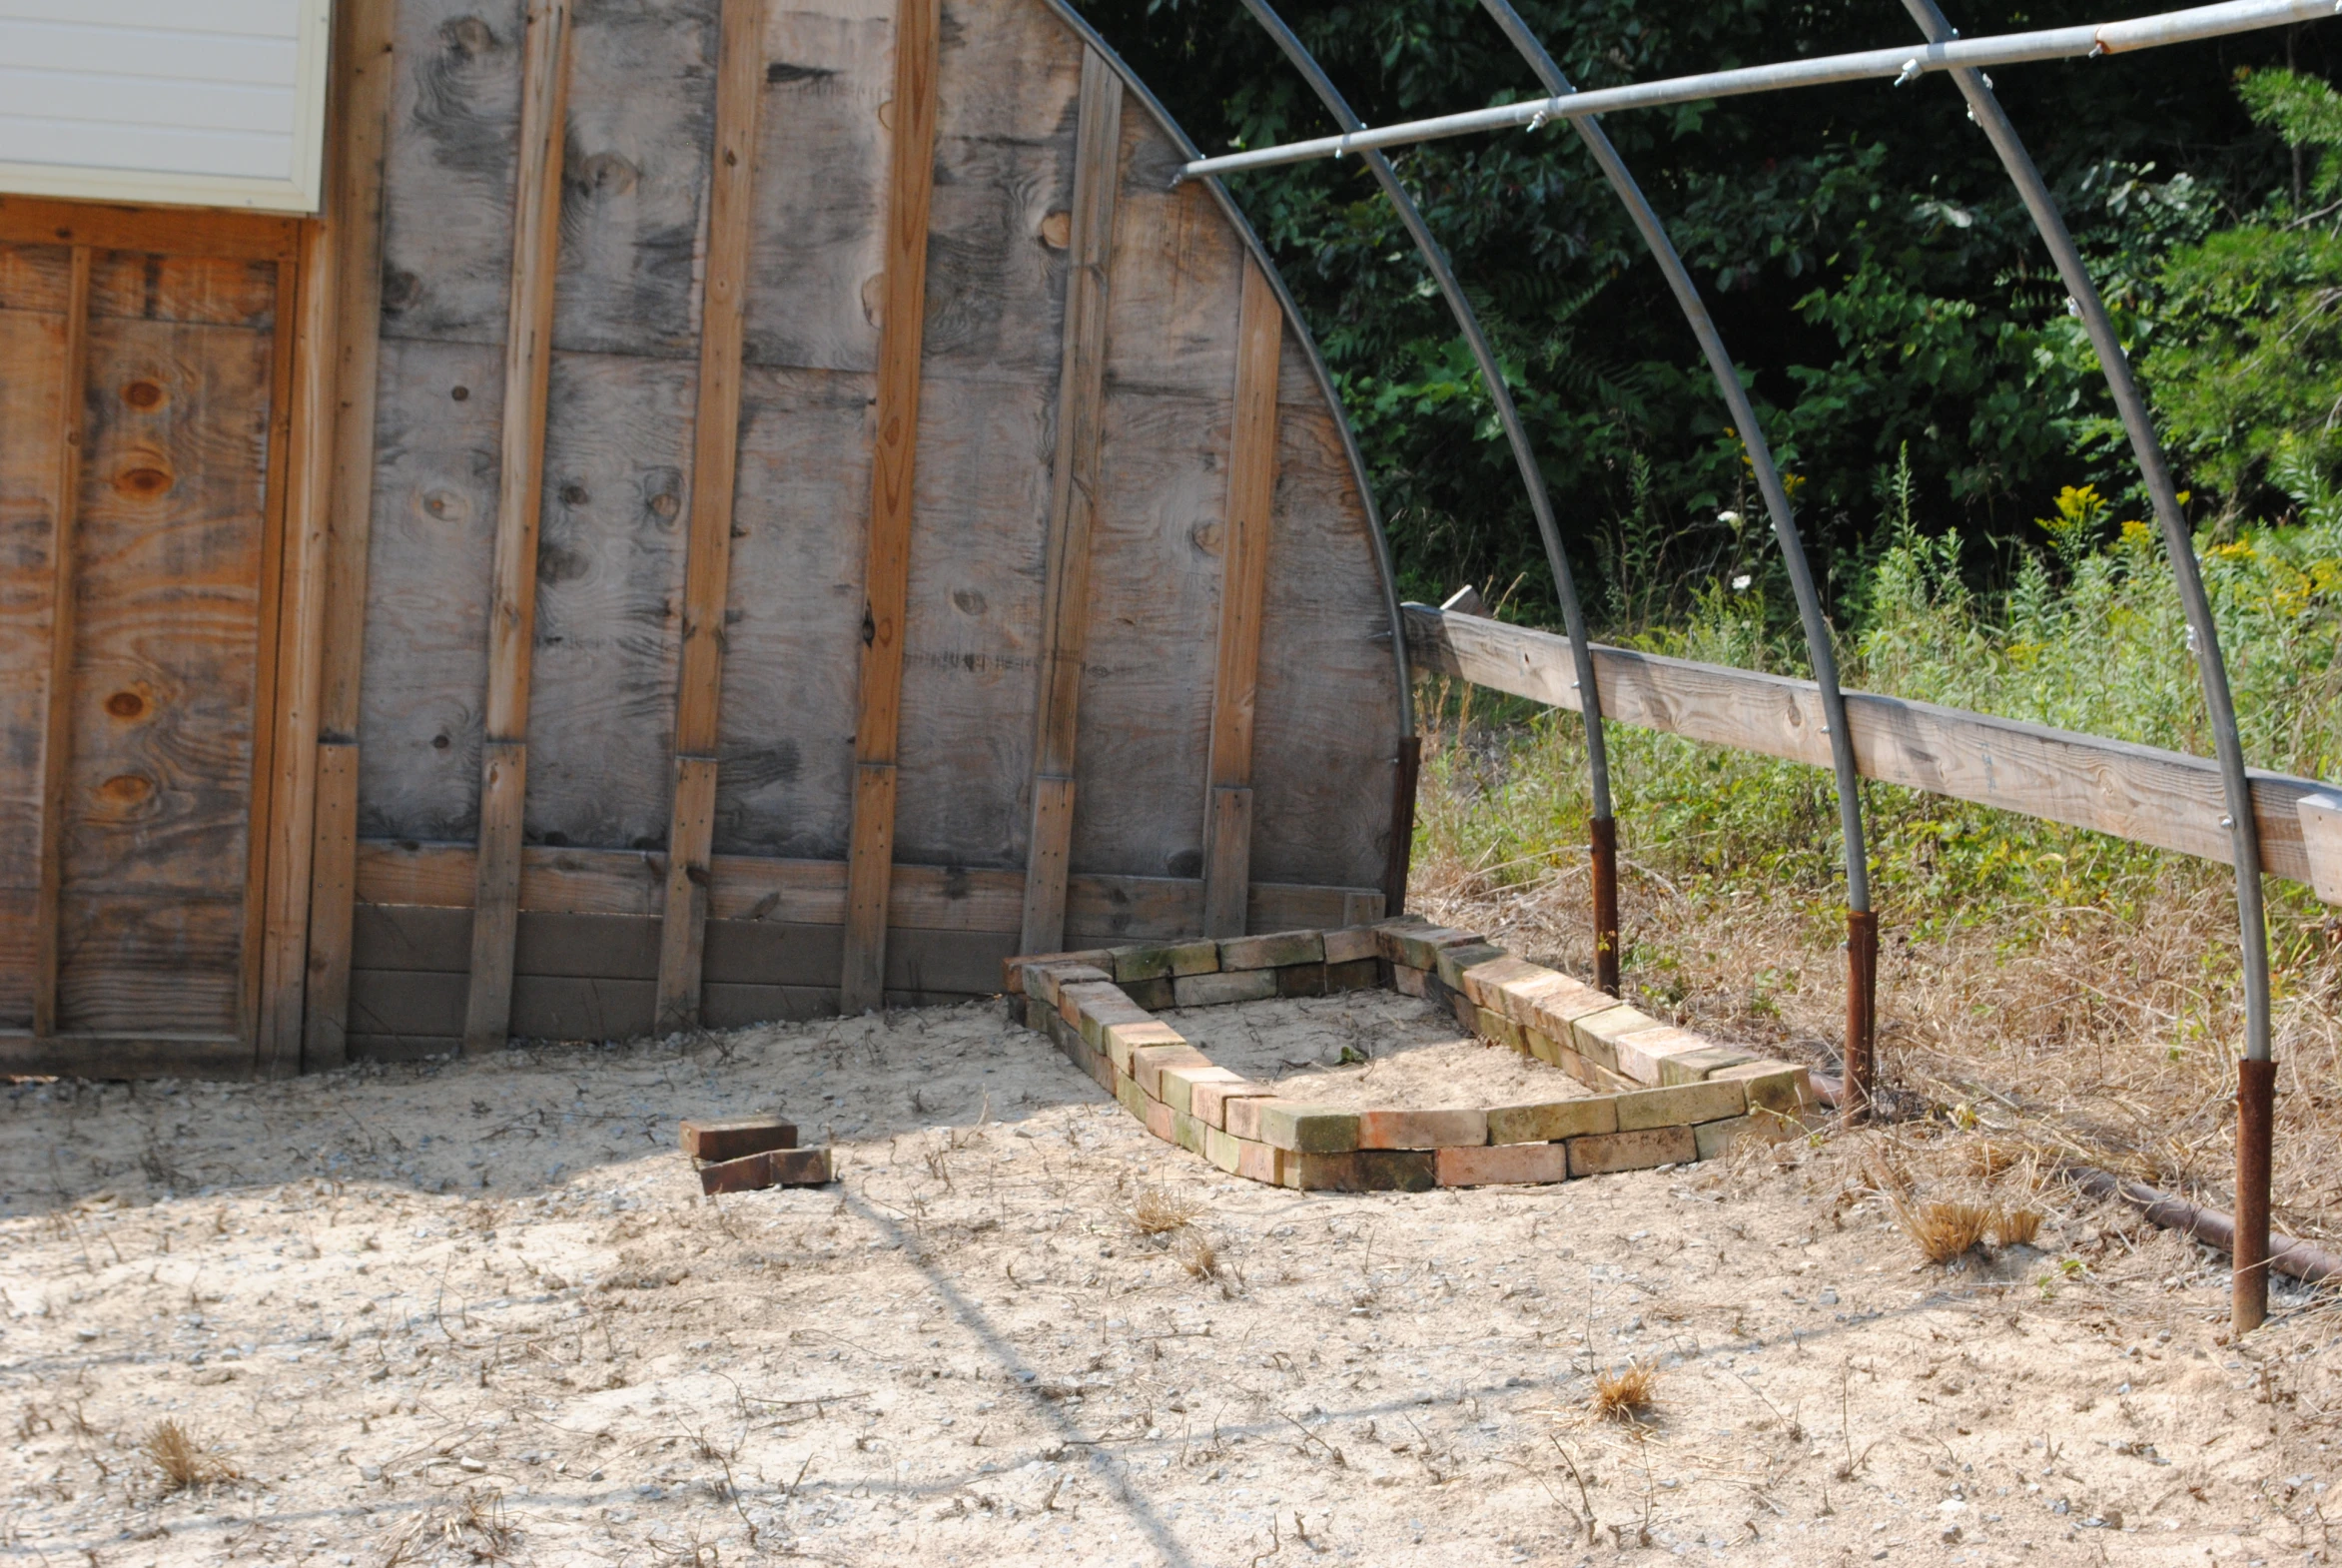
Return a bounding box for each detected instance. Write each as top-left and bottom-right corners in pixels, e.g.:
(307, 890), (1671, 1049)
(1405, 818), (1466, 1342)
(1819, 1287), (1840, 1305)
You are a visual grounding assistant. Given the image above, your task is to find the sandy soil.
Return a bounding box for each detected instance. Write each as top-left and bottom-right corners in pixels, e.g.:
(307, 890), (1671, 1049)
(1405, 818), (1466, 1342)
(2, 1000), (2334, 1567)
(1165, 993), (1604, 1112)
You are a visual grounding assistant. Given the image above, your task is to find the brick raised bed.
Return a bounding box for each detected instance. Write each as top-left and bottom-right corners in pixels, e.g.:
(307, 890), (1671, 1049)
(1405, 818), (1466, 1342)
(1006, 917), (1815, 1191)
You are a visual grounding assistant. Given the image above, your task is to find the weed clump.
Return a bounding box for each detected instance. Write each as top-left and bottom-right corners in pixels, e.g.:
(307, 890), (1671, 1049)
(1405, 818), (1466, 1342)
(1591, 1360), (1661, 1423)
(1128, 1185), (1202, 1237)
(1992, 1206), (2044, 1247)
(1893, 1196), (1994, 1264)
(143, 1419), (240, 1492)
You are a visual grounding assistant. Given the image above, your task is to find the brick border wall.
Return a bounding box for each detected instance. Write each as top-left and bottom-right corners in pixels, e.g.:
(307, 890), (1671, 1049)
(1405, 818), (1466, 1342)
(1004, 917), (1815, 1191)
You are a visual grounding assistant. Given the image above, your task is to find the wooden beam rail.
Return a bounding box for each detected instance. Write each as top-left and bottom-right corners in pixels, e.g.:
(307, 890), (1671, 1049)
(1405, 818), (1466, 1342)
(1404, 603), (2332, 888)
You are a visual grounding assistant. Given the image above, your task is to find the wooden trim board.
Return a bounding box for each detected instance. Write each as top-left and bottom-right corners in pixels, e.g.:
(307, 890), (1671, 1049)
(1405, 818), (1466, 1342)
(1199, 261), (1282, 938)
(303, 0), (398, 1073)
(30, 246), (90, 1040)
(0, 197), (304, 263)
(1406, 603), (2337, 889)
(462, 0), (574, 1054)
(654, 0), (767, 1034)
(839, 0), (943, 1014)
(1018, 48), (1124, 958)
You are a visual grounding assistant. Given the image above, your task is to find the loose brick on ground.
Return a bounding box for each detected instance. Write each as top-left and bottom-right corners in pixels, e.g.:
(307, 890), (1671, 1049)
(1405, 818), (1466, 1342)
(698, 1146), (833, 1194)
(679, 1117), (797, 1162)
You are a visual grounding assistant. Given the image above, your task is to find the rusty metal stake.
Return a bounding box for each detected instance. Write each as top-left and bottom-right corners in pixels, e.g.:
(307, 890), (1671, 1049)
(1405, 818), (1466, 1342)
(1383, 735), (1422, 919)
(1589, 815), (1620, 996)
(2234, 1057), (2275, 1332)
(1845, 909), (1879, 1120)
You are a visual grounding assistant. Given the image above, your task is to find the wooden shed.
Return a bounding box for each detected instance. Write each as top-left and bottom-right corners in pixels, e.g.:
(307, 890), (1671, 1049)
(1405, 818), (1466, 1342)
(0, 0), (1413, 1079)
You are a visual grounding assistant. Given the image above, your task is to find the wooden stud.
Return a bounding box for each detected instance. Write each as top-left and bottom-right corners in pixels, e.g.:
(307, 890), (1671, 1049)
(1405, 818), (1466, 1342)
(839, 0), (942, 1014)
(654, 0), (767, 1034)
(463, 0), (574, 1054)
(0, 197), (301, 263)
(29, 246), (90, 1041)
(1017, 49), (1124, 959)
(1199, 261), (1283, 938)
(303, 0), (398, 1073)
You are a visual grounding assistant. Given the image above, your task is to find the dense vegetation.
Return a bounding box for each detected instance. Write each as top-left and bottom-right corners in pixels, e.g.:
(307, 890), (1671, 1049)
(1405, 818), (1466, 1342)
(1076, 0), (2342, 632)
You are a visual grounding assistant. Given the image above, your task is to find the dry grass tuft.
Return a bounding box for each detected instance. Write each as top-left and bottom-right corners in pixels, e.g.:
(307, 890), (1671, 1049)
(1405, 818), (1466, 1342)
(383, 1486), (515, 1566)
(1992, 1206), (2044, 1247)
(143, 1419), (240, 1492)
(1590, 1360), (1661, 1423)
(1177, 1229), (1220, 1279)
(1128, 1184), (1203, 1237)
(1893, 1197), (1994, 1264)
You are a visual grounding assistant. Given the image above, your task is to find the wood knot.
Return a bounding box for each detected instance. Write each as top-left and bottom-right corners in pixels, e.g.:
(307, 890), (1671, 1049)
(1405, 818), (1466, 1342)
(120, 380), (165, 410)
(104, 690), (147, 719)
(116, 465), (173, 498)
(98, 774), (154, 806)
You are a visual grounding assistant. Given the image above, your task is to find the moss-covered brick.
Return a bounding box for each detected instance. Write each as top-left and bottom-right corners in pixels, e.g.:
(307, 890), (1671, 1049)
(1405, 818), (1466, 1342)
(1321, 925), (1380, 965)
(1131, 1043), (1212, 1099)
(1472, 1006), (1527, 1054)
(1324, 958), (1380, 993)
(1436, 1143), (1570, 1186)
(1114, 939), (1218, 983)
(1121, 976), (1173, 1011)
(1486, 1097), (1618, 1144)
(1114, 1074), (1148, 1121)
(1566, 1125), (1696, 1176)
(1435, 942), (1510, 992)
(1277, 1152), (1358, 1190)
(1658, 1046), (1758, 1086)
(1522, 1027), (1566, 1068)
(1219, 930), (1324, 971)
(1159, 1063), (1243, 1118)
(1353, 1151), (1439, 1191)
(1275, 961), (1327, 999)
(1171, 1109), (1205, 1155)
(1103, 1018), (1184, 1075)
(1202, 1124), (1244, 1175)
(1357, 1107), (1487, 1150)
(1613, 1079), (1749, 1132)
(1714, 1061), (1814, 1117)
(1172, 969), (1276, 1008)
(1254, 1101), (1360, 1154)
(1378, 924), (1480, 970)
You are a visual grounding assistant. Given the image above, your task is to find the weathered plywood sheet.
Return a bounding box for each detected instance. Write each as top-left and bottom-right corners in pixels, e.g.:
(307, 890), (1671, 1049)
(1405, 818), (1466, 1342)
(1098, 113), (1243, 398)
(358, 336), (502, 841)
(554, 0), (720, 360)
(56, 895), (245, 1036)
(521, 350), (693, 850)
(379, 0), (528, 347)
(1247, 343), (1400, 889)
(713, 365), (871, 859)
(0, 244), (70, 1030)
(742, 0), (894, 374)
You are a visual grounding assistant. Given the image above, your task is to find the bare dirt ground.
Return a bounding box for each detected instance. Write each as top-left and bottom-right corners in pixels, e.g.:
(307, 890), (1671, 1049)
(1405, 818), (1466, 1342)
(3, 1000), (2336, 1568)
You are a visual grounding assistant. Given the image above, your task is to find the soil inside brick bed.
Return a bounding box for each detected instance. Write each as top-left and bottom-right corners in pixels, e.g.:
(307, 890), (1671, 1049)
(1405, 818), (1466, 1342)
(1161, 991), (1607, 1112)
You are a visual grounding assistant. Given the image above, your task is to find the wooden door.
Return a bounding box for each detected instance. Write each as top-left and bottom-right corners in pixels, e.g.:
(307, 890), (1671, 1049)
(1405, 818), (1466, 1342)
(0, 202), (309, 1076)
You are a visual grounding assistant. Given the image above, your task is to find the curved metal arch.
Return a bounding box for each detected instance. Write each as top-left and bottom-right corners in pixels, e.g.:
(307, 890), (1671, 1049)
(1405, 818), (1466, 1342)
(1477, 0), (1881, 1092)
(1899, 0), (2275, 1329)
(1239, 0), (1622, 985)
(1033, 0), (1416, 745)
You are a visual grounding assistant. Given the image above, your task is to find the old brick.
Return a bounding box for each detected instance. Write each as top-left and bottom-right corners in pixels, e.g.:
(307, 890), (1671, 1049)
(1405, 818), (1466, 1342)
(698, 1146), (833, 1193)
(1278, 1151), (1357, 1190)
(1472, 1005), (1527, 1054)
(1486, 1098), (1617, 1145)
(1321, 925), (1381, 965)
(1612, 1025), (1717, 1086)
(1435, 1142), (1571, 1186)
(1104, 1018), (1185, 1075)
(1522, 1027), (1567, 1068)
(1254, 1101), (1360, 1154)
(1274, 961), (1327, 999)
(1171, 1109), (1206, 1156)
(1658, 1046), (1757, 1086)
(1223, 1095), (1269, 1142)
(1005, 949), (1113, 996)
(1171, 969), (1275, 1008)
(679, 1117), (797, 1162)
(1324, 957), (1380, 993)
(1219, 930), (1325, 971)
(1391, 964), (1429, 998)
(1131, 1043), (1212, 1099)
(1114, 1074), (1149, 1122)
(1027, 961), (1111, 1006)
(1377, 923), (1479, 970)
(1159, 1062), (1244, 1118)
(1435, 942), (1510, 993)
(1614, 1079), (1748, 1132)
(1121, 976), (1173, 1011)
(1354, 1150), (1439, 1191)
(1058, 978), (1123, 1028)
(1714, 1061), (1813, 1117)
(1236, 1137), (1281, 1184)
(1566, 1125), (1697, 1176)
(1694, 1114), (1770, 1162)
(1202, 1124), (1244, 1175)
(1190, 1077), (1275, 1130)
(1145, 1098), (1174, 1143)
(1456, 954), (1547, 1011)
(1447, 989), (1477, 1033)
(1357, 1107), (1487, 1150)
(1569, 1005), (1667, 1071)
(1114, 939), (1219, 982)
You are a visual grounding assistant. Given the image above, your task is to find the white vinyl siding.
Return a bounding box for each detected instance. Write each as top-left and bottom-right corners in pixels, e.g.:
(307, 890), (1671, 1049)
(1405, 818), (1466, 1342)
(0, 0), (330, 213)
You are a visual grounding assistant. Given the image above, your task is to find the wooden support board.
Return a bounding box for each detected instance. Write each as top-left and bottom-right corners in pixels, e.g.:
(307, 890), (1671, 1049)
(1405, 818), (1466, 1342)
(462, 0), (573, 1054)
(1198, 262), (1283, 938)
(1406, 604), (2335, 888)
(654, 0), (766, 1034)
(1017, 48), (1123, 958)
(30, 247), (90, 1039)
(303, 0), (398, 1073)
(839, 0), (943, 1014)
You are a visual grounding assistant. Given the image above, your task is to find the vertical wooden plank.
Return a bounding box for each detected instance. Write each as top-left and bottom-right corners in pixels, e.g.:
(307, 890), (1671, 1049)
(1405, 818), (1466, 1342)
(1016, 48), (1122, 959)
(29, 246), (90, 1040)
(838, 0), (940, 1014)
(304, 0), (398, 1073)
(1198, 261), (1282, 938)
(463, 0), (574, 1053)
(654, 0), (767, 1034)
